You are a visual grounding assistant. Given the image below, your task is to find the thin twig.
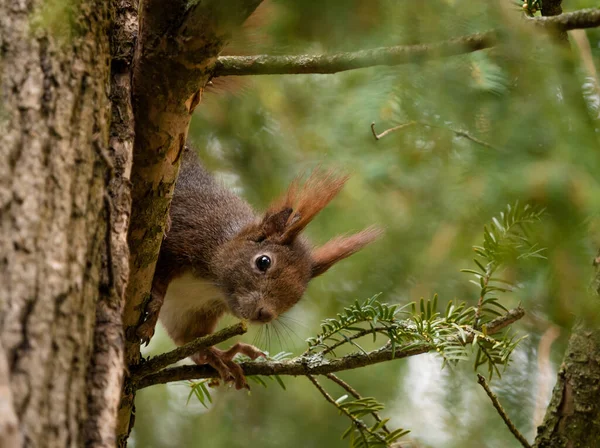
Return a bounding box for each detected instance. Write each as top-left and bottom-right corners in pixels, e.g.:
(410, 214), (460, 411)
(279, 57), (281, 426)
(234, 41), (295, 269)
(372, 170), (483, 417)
(135, 306), (525, 389)
(325, 373), (391, 434)
(448, 129), (498, 150)
(371, 122), (417, 140)
(477, 373), (532, 448)
(131, 322), (247, 380)
(307, 375), (389, 446)
(371, 121), (500, 150)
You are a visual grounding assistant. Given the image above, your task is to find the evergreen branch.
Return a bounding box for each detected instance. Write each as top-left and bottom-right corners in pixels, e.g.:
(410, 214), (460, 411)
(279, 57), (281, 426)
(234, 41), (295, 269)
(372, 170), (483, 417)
(130, 322), (247, 380)
(325, 373), (391, 435)
(307, 375), (390, 446)
(134, 307), (524, 389)
(474, 273), (492, 330)
(212, 9), (600, 77)
(306, 295), (405, 354)
(186, 379), (214, 409)
(319, 328), (396, 356)
(464, 202), (544, 328)
(477, 374), (532, 448)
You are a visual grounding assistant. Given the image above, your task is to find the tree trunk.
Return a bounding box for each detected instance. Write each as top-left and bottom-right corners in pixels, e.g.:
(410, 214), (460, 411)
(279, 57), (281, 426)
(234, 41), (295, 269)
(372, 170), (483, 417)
(0, 1), (129, 446)
(534, 327), (600, 447)
(534, 254), (600, 448)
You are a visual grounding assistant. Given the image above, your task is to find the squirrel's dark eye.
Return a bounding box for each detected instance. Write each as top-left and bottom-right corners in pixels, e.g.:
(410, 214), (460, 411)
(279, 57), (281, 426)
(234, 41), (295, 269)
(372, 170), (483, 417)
(255, 255), (271, 272)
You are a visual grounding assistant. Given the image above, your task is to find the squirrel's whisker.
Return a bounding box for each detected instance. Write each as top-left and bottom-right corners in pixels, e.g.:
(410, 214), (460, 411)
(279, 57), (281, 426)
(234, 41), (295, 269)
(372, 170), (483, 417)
(277, 319), (302, 346)
(276, 320), (295, 348)
(279, 314), (309, 330)
(272, 322), (285, 351)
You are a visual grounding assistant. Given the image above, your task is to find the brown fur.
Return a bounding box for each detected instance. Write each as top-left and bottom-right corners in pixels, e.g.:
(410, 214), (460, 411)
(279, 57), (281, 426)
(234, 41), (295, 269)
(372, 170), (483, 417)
(276, 169), (349, 244)
(311, 226), (383, 277)
(137, 147), (381, 388)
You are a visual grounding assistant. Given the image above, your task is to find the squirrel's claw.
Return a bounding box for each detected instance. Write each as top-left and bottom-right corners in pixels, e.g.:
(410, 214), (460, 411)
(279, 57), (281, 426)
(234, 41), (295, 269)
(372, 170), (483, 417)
(192, 343), (266, 390)
(136, 318), (157, 346)
(136, 297), (164, 345)
(192, 348), (246, 389)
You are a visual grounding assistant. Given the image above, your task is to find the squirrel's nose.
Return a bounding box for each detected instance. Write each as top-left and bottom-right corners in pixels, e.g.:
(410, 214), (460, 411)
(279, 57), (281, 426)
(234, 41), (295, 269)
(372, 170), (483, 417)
(256, 308), (274, 323)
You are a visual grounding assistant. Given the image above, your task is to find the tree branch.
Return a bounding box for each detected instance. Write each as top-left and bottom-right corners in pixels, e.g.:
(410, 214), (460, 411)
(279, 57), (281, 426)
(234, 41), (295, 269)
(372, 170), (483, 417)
(212, 9), (600, 77)
(533, 7), (600, 31)
(477, 373), (532, 448)
(131, 322), (247, 380)
(213, 31), (497, 77)
(135, 306), (524, 390)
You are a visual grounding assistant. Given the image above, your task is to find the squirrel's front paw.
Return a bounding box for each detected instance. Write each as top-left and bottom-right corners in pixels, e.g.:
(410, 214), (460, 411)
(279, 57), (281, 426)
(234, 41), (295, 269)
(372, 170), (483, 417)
(192, 344), (266, 390)
(222, 342), (266, 361)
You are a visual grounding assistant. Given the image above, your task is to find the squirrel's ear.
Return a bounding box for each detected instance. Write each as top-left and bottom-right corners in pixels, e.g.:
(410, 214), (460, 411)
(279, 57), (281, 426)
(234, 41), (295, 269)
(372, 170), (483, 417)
(261, 207), (293, 238)
(261, 169), (349, 243)
(310, 227), (383, 278)
(242, 208), (293, 242)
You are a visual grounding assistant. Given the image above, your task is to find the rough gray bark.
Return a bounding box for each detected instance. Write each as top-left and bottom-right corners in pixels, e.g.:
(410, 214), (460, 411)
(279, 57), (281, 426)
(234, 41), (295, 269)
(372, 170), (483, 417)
(0, 1), (128, 446)
(533, 254), (600, 448)
(534, 327), (600, 447)
(84, 0), (136, 446)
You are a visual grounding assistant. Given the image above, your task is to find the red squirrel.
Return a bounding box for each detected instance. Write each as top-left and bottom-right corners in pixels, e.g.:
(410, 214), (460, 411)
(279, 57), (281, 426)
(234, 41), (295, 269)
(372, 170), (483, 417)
(137, 148), (380, 389)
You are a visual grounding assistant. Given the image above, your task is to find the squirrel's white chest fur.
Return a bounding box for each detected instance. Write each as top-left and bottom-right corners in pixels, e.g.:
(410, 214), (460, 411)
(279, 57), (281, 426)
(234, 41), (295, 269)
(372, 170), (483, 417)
(159, 272), (227, 343)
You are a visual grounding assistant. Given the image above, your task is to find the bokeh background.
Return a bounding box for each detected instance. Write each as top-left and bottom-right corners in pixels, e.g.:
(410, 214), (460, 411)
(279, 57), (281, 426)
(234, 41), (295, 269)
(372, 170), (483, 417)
(131, 1), (600, 446)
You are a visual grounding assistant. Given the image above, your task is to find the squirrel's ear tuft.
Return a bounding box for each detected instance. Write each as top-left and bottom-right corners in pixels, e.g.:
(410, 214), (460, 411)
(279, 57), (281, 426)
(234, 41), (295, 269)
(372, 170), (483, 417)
(310, 226), (383, 277)
(261, 168), (349, 243)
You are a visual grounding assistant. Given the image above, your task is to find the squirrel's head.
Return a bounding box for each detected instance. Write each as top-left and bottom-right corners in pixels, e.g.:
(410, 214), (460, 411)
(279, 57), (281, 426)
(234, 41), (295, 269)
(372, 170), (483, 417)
(210, 170), (382, 324)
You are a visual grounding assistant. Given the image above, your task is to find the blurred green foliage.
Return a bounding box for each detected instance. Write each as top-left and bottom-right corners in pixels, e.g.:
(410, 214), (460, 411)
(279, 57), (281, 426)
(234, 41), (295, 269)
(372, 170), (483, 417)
(132, 1), (600, 447)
